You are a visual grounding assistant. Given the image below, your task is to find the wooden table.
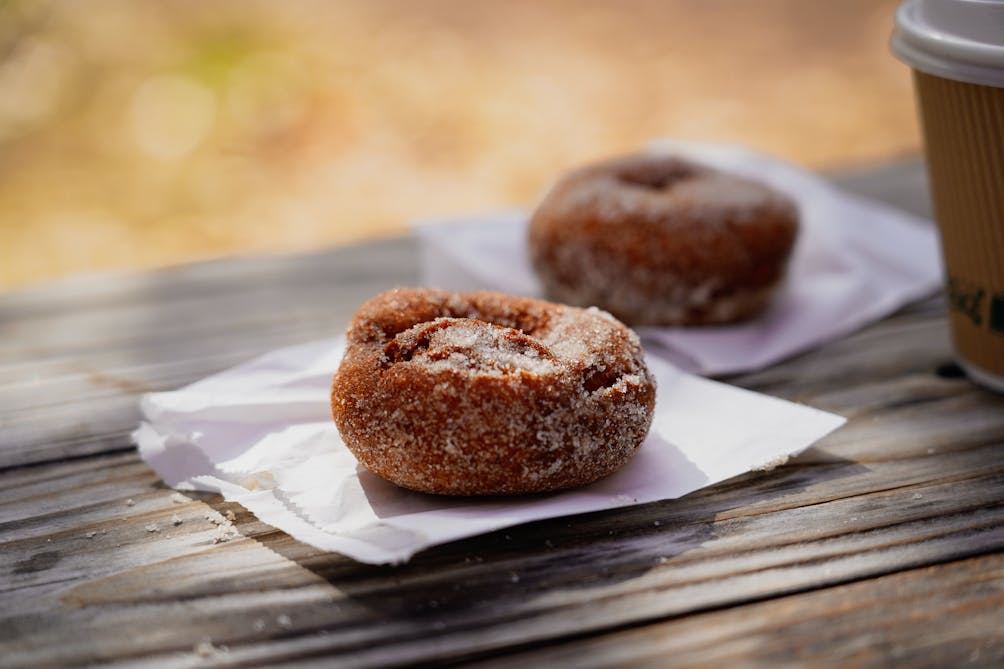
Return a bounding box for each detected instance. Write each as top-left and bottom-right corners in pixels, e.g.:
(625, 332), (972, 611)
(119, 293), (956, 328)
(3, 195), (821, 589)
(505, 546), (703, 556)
(3, 159), (1003, 668)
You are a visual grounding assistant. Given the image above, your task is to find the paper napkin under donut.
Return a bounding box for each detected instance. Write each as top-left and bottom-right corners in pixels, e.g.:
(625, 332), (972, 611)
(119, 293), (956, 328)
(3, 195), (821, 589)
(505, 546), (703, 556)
(416, 140), (943, 375)
(135, 337), (844, 564)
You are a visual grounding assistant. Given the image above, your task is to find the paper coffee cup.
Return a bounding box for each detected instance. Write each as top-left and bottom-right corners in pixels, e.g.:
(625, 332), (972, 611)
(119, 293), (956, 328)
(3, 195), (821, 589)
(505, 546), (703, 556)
(892, 0), (1004, 392)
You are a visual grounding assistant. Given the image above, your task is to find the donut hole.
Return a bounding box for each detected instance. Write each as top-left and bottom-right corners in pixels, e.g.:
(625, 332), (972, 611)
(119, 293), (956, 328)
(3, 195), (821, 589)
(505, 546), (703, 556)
(617, 162), (697, 191)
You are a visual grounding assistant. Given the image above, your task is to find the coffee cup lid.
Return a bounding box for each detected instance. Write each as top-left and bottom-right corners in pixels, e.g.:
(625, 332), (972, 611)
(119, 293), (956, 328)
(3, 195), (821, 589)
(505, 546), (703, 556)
(892, 0), (1004, 87)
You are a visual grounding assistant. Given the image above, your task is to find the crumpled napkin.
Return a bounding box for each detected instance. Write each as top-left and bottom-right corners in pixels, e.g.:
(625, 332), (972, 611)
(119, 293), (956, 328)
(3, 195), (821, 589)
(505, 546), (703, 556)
(416, 140), (942, 375)
(135, 336), (844, 564)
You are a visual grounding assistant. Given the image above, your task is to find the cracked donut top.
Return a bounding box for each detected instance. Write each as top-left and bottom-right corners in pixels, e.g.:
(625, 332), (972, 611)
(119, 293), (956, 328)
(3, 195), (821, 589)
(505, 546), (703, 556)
(381, 318), (559, 378)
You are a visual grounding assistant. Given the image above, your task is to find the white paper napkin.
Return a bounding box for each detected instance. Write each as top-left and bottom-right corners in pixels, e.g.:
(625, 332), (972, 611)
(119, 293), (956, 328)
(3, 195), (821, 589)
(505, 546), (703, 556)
(134, 336), (845, 564)
(416, 140), (943, 375)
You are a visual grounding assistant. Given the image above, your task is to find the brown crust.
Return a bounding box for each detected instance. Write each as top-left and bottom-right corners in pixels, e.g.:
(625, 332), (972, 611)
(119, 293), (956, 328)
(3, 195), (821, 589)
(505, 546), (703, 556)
(331, 288), (656, 496)
(528, 153), (800, 325)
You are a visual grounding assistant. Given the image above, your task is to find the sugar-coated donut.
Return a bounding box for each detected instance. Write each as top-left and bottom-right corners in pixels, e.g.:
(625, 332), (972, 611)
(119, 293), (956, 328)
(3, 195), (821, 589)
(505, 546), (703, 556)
(331, 288), (656, 496)
(528, 153), (799, 326)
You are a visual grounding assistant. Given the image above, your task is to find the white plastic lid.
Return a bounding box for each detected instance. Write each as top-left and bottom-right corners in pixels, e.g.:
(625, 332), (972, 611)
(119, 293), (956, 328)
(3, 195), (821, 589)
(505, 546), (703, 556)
(892, 0), (1004, 87)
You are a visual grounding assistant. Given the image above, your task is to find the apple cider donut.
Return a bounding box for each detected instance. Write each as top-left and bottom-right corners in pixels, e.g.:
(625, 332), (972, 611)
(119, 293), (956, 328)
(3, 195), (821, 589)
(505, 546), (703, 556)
(528, 153), (799, 326)
(331, 288), (656, 495)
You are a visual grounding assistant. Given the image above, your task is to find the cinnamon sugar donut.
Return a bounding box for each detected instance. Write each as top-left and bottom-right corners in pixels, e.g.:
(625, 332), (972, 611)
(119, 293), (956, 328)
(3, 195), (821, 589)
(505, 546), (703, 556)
(528, 153), (799, 326)
(331, 288), (656, 496)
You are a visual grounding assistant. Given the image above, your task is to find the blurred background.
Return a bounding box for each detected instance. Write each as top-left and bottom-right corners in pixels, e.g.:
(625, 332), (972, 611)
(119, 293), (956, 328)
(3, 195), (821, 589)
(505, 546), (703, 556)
(1, 0), (919, 291)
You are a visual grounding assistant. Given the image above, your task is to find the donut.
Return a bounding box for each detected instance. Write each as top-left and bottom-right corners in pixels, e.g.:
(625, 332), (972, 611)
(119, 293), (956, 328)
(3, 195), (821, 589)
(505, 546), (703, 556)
(527, 153), (799, 326)
(331, 288), (656, 496)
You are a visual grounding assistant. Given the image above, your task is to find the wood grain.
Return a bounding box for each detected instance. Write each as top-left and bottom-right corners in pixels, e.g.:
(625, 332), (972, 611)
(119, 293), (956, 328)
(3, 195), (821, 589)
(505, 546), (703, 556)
(462, 554), (1004, 669)
(1, 158), (1002, 668)
(0, 240), (415, 469)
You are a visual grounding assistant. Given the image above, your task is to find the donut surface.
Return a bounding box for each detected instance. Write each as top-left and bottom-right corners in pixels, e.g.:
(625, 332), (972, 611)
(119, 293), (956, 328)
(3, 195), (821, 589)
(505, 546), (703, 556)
(528, 153), (799, 326)
(331, 288), (656, 496)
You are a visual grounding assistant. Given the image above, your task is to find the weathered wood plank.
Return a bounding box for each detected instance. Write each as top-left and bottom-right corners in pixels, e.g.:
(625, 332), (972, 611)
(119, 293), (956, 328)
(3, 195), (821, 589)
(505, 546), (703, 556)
(2, 432), (1001, 667)
(5, 497), (1000, 668)
(0, 239), (417, 468)
(0, 238), (416, 322)
(460, 553), (1004, 669)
